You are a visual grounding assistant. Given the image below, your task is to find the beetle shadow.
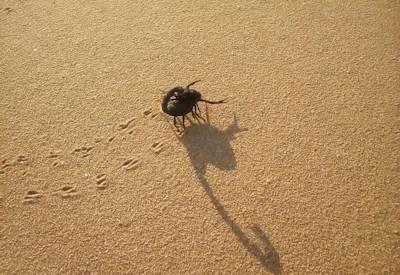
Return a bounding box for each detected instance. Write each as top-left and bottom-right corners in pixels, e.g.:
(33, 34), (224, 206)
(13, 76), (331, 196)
(181, 114), (282, 274)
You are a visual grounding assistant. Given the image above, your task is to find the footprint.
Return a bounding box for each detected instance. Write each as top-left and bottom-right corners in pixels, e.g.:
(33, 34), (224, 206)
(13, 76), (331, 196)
(23, 190), (42, 204)
(2, 159), (12, 169)
(72, 146), (94, 158)
(48, 151), (64, 167)
(48, 151), (59, 158)
(3, 7), (13, 13)
(118, 117), (136, 130)
(59, 186), (79, 198)
(17, 155), (28, 163)
(151, 141), (165, 154)
(95, 174), (107, 189)
(122, 158), (141, 171)
(52, 160), (64, 167)
(143, 109), (159, 119)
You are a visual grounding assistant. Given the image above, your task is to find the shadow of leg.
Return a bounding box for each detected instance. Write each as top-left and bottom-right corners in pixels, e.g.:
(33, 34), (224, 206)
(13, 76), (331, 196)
(251, 225), (282, 274)
(197, 173), (282, 274)
(205, 103), (210, 125)
(182, 115), (280, 273)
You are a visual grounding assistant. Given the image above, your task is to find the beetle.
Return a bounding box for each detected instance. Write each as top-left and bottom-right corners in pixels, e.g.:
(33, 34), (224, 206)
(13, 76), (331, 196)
(161, 80), (225, 129)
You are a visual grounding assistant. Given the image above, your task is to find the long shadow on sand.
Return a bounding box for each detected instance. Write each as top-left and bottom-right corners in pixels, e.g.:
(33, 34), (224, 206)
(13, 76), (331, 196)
(181, 114), (282, 274)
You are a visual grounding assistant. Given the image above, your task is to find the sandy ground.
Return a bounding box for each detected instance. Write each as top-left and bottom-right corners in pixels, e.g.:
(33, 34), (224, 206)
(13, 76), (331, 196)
(1, 0), (399, 274)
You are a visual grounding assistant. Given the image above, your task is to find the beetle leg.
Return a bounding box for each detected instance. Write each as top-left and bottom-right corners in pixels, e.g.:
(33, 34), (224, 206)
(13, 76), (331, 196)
(193, 104), (205, 121)
(173, 116), (178, 129)
(182, 116), (186, 128)
(191, 105), (198, 118)
(192, 106), (200, 120)
(196, 103), (201, 114)
(192, 105), (197, 116)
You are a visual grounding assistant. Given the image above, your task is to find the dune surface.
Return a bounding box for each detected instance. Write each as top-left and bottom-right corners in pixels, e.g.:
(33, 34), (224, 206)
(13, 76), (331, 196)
(1, 1), (399, 274)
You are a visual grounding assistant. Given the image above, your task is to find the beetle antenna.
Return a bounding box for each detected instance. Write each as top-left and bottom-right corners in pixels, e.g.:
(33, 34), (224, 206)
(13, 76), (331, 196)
(186, 80), (201, 89)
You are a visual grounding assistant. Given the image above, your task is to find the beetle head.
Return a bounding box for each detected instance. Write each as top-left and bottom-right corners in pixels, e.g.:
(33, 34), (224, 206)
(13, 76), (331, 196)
(188, 89), (202, 101)
(180, 86), (201, 102)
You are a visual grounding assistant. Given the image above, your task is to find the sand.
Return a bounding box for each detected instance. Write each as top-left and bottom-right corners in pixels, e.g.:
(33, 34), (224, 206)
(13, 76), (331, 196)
(1, 0), (399, 274)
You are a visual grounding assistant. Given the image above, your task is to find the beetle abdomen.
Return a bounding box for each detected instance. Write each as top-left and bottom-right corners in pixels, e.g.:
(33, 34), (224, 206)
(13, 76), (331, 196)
(161, 87), (184, 115)
(164, 100), (193, 116)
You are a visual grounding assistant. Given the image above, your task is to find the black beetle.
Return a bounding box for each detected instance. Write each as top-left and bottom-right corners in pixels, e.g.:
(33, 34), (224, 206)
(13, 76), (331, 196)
(161, 80), (225, 129)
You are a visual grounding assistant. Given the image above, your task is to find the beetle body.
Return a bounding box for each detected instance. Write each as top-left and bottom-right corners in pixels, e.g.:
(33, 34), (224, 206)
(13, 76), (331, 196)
(161, 81), (224, 129)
